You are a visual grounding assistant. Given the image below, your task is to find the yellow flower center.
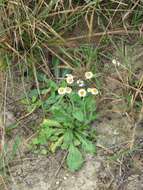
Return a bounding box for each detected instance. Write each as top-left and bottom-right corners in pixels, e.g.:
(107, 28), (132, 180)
(78, 89), (86, 97)
(58, 87), (65, 95)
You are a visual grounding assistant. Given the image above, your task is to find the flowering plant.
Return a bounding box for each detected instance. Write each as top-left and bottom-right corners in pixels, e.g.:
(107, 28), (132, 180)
(31, 72), (99, 171)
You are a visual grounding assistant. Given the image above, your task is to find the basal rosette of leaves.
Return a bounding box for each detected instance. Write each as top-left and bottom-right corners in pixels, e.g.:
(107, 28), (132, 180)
(31, 72), (98, 171)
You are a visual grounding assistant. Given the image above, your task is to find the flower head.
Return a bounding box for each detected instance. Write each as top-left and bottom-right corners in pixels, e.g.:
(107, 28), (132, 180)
(66, 77), (74, 84)
(65, 87), (72, 94)
(112, 59), (120, 66)
(58, 87), (66, 95)
(66, 74), (74, 84)
(78, 89), (86, 97)
(90, 88), (99, 95)
(85, 71), (93, 79)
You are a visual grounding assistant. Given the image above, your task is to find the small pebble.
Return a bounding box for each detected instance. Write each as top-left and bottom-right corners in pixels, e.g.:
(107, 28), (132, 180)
(65, 173), (69, 177)
(55, 181), (60, 185)
(63, 176), (67, 180)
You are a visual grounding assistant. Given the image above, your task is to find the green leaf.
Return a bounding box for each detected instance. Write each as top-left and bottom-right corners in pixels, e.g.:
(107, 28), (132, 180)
(41, 88), (50, 94)
(67, 144), (84, 171)
(21, 98), (29, 105)
(50, 136), (64, 153)
(32, 138), (39, 145)
(28, 89), (39, 99)
(73, 138), (81, 146)
(76, 133), (96, 154)
(43, 95), (60, 110)
(32, 96), (37, 103)
(42, 127), (53, 139)
(70, 93), (81, 102)
(48, 80), (58, 89)
(42, 119), (62, 128)
(50, 136), (58, 141)
(81, 139), (96, 154)
(38, 135), (47, 145)
(62, 130), (73, 149)
(85, 96), (96, 112)
(37, 73), (48, 83)
(52, 57), (60, 77)
(51, 108), (72, 123)
(72, 110), (84, 122)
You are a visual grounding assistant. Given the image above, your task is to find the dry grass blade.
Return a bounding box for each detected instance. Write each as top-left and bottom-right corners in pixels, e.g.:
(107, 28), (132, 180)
(66, 29), (143, 42)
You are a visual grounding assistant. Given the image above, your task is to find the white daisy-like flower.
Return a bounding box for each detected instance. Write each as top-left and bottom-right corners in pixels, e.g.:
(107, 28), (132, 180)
(90, 88), (99, 95)
(65, 87), (72, 94)
(112, 59), (116, 64)
(66, 77), (74, 84)
(58, 87), (66, 95)
(112, 59), (120, 66)
(85, 71), (93, 79)
(78, 89), (86, 97)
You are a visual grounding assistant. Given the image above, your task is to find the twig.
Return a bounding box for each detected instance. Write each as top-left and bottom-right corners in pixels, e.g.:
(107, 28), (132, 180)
(67, 29), (143, 42)
(17, 106), (37, 122)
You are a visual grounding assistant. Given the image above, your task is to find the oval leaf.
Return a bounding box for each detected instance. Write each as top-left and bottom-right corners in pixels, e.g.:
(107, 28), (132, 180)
(72, 110), (84, 122)
(67, 144), (84, 171)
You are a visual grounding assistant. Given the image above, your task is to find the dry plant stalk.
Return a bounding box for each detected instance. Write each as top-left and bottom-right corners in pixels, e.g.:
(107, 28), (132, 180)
(0, 71), (5, 153)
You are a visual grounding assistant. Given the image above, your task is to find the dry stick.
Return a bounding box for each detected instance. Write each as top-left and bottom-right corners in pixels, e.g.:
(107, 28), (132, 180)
(47, 7), (143, 17)
(96, 144), (114, 154)
(2, 74), (8, 154)
(4, 42), (23, 59)
(67, 29), (143, 42)
(54, 151), (68, 177)
(85, 6), (95, 42)
(17, 106), (37, 122)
